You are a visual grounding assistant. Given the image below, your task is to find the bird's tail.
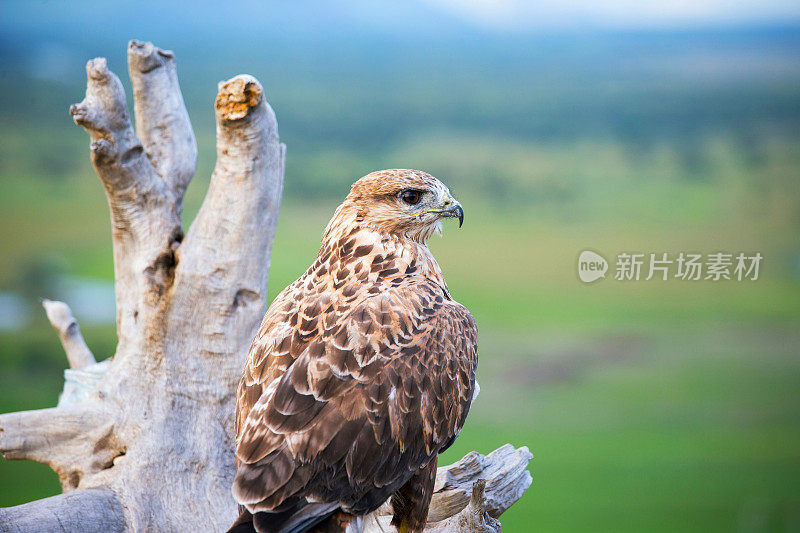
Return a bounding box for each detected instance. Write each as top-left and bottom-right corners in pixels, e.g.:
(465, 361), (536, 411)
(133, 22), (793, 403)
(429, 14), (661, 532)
(227, 502), (358, 533)
(307, 511), (364, 533)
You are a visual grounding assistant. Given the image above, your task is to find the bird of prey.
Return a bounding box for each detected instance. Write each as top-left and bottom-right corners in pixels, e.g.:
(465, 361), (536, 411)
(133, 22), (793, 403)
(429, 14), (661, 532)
(229, 169), (478, 533)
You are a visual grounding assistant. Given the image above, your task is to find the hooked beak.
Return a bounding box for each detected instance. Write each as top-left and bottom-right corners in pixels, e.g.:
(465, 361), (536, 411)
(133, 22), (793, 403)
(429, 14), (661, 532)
(443, 202), (464, 228)
(411, 199), (464, 227)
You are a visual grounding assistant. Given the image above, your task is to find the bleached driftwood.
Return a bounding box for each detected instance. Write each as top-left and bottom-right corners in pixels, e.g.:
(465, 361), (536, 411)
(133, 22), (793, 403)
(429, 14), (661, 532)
(0, 41), (532, 532)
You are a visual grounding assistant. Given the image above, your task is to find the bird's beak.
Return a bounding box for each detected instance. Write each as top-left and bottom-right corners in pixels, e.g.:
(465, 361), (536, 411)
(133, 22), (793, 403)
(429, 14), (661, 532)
(411, 198), (464, 227)
(443, 202), (464, 228)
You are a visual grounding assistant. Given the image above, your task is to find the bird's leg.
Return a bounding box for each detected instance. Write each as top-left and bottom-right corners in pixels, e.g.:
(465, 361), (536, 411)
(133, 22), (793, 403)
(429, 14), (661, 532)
(390, 457), (438, 533)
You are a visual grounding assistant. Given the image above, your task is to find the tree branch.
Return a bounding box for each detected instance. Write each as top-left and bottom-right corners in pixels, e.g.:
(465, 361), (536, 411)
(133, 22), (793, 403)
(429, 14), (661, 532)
(0, 489), (124, 533)
(423, 480), (501, 533)
(433, 443), (533, 518)
(365, 445), (533, 531)
(70, 52), (186, 349)
(69, 57), (167, 216)
(42, 300), (96, 370)
(170, 75), (285, 361)
(0, 404), (120, 490)
(128, 40), (197, 199)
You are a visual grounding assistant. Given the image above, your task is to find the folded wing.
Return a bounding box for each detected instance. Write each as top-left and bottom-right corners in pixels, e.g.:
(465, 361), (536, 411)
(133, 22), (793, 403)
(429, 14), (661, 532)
(233, 280), (478, 520)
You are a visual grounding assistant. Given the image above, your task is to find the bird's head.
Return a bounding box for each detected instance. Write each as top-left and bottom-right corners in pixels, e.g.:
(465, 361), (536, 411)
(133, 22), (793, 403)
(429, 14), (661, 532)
(337, 169), (464, 244)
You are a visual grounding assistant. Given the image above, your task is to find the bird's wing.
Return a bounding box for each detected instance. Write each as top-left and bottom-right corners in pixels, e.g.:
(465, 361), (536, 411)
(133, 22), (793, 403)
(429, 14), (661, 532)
(234, 281), (311, 451)
(232, 280), (478, 517)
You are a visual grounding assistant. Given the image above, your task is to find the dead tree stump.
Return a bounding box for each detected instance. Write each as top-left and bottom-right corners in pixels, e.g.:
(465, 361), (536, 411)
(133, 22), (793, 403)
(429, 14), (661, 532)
(0, 41), (532, 532)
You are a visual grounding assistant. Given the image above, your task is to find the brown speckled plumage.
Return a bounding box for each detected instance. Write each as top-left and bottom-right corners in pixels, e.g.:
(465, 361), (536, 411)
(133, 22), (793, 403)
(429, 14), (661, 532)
(230, 169), (477, 533)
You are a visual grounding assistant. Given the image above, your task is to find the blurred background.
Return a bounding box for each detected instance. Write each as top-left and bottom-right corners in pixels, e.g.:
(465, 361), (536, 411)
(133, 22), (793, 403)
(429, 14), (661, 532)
(1, 1), (799, 530)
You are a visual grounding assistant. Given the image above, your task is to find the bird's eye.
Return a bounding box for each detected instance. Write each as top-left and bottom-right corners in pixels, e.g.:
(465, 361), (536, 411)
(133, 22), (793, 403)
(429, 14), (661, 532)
(400, 190), (422, 205)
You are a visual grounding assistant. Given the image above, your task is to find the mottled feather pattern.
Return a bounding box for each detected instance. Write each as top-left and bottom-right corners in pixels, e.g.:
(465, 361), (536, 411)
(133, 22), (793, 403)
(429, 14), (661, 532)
(231, 170), (477, 533)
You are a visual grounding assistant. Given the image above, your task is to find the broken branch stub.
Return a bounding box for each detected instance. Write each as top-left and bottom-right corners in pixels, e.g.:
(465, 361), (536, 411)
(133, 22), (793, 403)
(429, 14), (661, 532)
(42, 299), (96, 369)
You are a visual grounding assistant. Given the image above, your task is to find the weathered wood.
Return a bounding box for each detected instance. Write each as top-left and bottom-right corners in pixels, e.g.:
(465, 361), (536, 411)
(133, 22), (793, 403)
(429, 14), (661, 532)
(127, 40), (197, 199)
(424, 480), (501, 533)
(0, 489), (125, 533)
(0, 404), (114, 482)
(0, 41), (532, 532)
(365, 445), (533, 532)
(42, 299), (96, 369)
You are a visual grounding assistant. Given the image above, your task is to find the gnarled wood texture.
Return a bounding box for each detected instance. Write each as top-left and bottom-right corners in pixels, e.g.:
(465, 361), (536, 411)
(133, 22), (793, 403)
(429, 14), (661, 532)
(0, 41), (532, 532)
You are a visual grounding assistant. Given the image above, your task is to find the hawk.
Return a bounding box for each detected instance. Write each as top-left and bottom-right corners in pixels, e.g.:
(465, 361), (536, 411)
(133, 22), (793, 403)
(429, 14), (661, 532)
(229, 169), (478, 533)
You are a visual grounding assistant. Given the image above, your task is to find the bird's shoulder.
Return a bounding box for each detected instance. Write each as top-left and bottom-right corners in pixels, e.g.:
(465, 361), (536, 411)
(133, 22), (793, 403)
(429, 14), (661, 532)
(242, 234), (474, 391)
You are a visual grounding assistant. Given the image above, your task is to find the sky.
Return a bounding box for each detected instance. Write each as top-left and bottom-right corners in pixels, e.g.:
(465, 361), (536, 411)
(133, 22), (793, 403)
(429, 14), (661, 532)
(422, 0), (800, 30)
(1, 0), (799, 42)
(1, 0), (798, 88)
